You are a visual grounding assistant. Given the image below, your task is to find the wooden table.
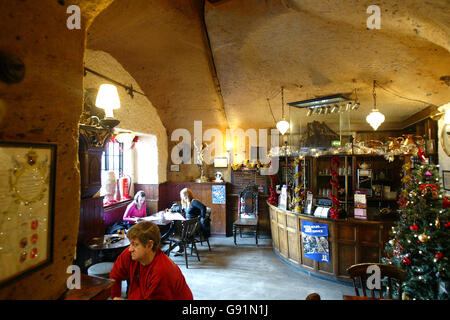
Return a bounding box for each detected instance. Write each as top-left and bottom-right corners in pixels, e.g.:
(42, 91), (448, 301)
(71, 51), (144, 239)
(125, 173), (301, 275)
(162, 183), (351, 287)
(62, 274), (115, 300)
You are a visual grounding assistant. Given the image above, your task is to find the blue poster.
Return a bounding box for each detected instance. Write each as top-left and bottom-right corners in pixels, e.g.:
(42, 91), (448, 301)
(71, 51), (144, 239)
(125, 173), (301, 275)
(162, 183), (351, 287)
(212, 185), (226, 204)
(301, 221), (330, 264)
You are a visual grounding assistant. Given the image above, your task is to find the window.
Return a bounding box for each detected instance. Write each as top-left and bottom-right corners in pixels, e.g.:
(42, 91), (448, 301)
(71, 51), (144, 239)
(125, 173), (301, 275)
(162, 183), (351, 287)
(101, 137), (123, 186)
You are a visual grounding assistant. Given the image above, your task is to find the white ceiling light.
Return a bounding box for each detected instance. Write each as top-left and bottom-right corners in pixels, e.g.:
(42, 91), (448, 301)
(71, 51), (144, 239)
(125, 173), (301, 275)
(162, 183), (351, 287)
(366, 80), (385, 130)
(276, 86), (289, 135)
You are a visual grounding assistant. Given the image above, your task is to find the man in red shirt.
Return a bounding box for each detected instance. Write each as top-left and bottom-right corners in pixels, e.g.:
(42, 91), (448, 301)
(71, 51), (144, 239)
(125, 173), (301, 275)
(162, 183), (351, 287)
(110, 221), (193, 300)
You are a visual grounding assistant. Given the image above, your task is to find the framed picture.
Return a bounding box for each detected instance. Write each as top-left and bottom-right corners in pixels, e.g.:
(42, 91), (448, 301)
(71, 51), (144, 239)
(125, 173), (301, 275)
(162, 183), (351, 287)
(213, 157), (228, 168)
(212, 185), (226, 204)
(170, 164), (180, 172)
(443, 170), (450, 191)
(0, 141), (56, 288)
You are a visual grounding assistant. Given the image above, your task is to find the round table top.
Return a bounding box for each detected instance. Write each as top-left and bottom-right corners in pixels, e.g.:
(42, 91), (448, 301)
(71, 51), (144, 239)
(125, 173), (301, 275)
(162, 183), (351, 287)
(86, 234), (130, 250)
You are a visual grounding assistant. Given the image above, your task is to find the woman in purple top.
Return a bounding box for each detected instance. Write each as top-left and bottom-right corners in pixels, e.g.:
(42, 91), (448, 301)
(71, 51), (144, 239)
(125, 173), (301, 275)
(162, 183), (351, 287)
(123, 191), (147, 224)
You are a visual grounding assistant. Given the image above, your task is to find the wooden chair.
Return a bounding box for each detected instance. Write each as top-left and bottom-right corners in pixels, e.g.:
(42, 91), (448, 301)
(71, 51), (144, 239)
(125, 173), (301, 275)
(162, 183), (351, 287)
(194, 207), (211, 251)
(233, 185), (259, 246)
(166, 216), (201, 268)
(346, 263), (407, 300)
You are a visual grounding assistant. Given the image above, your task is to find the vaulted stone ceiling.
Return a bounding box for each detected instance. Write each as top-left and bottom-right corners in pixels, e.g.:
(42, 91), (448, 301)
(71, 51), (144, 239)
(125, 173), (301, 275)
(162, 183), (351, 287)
(87, 0), (450, 135)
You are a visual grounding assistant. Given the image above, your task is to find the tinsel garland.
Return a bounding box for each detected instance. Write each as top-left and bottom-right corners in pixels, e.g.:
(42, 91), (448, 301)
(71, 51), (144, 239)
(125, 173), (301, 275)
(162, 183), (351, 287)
(329, 156), (342, 219)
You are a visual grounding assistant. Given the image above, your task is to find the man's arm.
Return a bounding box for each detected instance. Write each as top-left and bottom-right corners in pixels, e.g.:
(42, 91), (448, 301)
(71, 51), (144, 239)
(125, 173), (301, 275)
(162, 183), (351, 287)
(109, 248), (131, 299)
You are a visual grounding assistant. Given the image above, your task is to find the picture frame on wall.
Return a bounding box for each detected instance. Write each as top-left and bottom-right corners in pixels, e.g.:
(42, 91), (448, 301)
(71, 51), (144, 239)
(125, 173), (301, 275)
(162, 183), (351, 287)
(443, 170), (450, 191)
(0, 141), (56, 288)
(170, 164), (180, 172)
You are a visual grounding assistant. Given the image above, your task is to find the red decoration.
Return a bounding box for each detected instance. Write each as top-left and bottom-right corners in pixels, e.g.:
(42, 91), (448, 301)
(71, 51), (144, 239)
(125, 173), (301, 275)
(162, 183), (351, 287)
(402, 258), (412, 266)
(445, 222), (450, 228)
(268, 186), (278, 206)
(435, 252), (443, 259)
(410, 224), (419, 231)
(330, 207), (340, 220)
(417, 147), (426, 162)
(443, 197), (450, 208)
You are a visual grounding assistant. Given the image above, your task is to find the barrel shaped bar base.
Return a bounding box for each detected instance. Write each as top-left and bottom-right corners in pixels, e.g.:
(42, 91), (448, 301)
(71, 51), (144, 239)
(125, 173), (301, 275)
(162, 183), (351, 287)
(268, 203), (394, 283)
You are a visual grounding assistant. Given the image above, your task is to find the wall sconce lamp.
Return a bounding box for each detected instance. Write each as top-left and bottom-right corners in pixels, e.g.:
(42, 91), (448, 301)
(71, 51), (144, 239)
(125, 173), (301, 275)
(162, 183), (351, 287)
(95, 84), (121, 128)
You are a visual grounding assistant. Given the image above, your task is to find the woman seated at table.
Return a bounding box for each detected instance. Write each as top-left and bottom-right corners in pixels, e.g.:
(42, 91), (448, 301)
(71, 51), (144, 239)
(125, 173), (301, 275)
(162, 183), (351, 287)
(123, 191), (147, 225)
(170, 188), (210, 256)
(181, 188), (210, 236)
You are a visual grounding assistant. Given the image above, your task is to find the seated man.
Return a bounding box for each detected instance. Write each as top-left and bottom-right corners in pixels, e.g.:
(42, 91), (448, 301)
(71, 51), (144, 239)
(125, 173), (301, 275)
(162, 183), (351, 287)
(110, 221), (193, 300)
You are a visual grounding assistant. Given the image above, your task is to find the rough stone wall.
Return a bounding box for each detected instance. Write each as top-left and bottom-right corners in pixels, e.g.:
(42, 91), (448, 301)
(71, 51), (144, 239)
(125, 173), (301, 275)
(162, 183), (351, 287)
(0, 0), (112, 300)
(84, 49), (168, 183)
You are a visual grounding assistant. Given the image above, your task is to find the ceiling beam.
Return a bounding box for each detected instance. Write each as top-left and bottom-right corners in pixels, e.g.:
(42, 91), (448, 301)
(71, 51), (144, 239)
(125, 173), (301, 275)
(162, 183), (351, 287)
(401, 105), (440, 129)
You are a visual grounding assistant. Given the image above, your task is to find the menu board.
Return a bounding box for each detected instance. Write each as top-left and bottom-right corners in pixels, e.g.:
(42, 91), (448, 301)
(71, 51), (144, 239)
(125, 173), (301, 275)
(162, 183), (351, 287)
(0, 142), (56, 287)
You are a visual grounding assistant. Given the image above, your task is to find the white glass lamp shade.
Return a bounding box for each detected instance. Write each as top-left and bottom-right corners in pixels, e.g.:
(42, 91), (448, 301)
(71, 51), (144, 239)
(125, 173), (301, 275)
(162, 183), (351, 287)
(95, 84), (120, 118)
(276, 120), (290, 135)
(366, 109), (385, 130)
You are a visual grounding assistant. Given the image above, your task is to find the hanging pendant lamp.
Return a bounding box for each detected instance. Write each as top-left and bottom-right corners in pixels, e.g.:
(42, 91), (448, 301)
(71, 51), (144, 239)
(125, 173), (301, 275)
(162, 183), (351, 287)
(366, 80), (385, 130)
(276, 86), (290, 135)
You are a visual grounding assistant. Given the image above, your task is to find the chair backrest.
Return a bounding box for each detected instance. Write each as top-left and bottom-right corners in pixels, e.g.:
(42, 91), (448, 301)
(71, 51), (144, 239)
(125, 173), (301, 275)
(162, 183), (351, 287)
(181, 216), (201, 240)
(346, 263), (407, 299)
(206, 207), (211, 219)
(238, 184), (259, 219)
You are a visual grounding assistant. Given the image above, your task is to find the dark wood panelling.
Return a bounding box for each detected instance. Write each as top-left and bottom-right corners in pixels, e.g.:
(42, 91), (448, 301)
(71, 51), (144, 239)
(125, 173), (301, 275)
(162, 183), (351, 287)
(269, 203), (396, 283)
(78, 197), (104, 243)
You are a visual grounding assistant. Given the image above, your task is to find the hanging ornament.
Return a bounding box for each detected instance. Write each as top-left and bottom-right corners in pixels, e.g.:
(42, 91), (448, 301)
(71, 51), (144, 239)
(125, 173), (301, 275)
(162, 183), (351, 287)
(445, 222), (450, 228)
(442, 197), (450, 208)
(418, 234), (430, 242)
(435, 252), (443, 259)
(434, 217), (440, 228)
(410, 224), (419, 231)
(403, 257), (412, 266)
(425, 171), (432, 178)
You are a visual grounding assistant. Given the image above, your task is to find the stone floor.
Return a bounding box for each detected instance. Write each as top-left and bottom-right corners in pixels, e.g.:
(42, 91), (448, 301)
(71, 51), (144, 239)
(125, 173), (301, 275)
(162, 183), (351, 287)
(121, 235), (355, 300)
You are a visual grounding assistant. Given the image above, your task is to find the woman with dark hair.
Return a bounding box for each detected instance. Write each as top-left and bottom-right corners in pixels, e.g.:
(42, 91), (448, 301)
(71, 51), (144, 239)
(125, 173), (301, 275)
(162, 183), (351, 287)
(123, 190), (147, 225)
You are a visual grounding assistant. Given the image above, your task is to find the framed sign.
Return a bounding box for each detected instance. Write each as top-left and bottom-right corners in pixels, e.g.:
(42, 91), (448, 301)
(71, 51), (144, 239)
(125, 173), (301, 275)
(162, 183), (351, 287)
(212, 184), (226, 204)
(0, 142), (56, 287)
(443, 170), (450, 191)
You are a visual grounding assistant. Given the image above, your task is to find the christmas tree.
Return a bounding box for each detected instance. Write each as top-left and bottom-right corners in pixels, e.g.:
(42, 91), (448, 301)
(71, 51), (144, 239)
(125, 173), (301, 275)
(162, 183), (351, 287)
(382, 161), (449, 300)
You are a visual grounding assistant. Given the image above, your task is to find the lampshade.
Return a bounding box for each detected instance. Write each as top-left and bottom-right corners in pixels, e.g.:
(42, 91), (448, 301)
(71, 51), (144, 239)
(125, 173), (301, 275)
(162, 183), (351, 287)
(95, 84), (120, 118)
(276, 119), (290, 135)
(366, 109), (385, 130)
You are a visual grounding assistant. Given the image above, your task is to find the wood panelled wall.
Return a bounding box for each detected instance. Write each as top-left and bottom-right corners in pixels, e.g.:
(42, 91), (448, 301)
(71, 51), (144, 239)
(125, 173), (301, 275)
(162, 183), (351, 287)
(135, 182), (228, 236)
(135, 182), (272, 237)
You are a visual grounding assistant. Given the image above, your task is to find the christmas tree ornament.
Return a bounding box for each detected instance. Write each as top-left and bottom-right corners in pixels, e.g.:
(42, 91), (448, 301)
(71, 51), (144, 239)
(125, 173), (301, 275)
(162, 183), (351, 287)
(435, 217), (440, 228)
(435, 252), (443, 259)
(410, 224), (419, 231)
(425, 171), (432, 177)
(418, 233), (430, 242)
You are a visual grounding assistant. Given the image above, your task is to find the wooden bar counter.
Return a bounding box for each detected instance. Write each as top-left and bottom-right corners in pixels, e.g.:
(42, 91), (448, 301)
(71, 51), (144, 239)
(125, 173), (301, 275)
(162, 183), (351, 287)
(268, 202), (396, 283)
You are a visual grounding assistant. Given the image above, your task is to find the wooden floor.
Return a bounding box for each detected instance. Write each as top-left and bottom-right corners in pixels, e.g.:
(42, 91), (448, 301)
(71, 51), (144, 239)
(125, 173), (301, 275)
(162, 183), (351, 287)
(120, 235), (355, 300)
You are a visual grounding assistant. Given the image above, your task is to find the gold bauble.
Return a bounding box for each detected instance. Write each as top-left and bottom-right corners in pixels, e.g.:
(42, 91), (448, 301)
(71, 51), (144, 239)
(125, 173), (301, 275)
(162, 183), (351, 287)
(402, 293), (410, 300)
(435, 217), (441, 228)
(418, 234), (430, 242)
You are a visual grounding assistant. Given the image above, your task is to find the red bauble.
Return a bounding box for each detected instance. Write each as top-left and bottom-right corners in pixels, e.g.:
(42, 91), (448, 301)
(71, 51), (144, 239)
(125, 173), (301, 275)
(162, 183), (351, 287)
(410, 224), (419, 231)
(445, 222), (450, 228)
(443, 198), (450, 209)
(435, 252), (443, 259)
(402, 258), (412, 266)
